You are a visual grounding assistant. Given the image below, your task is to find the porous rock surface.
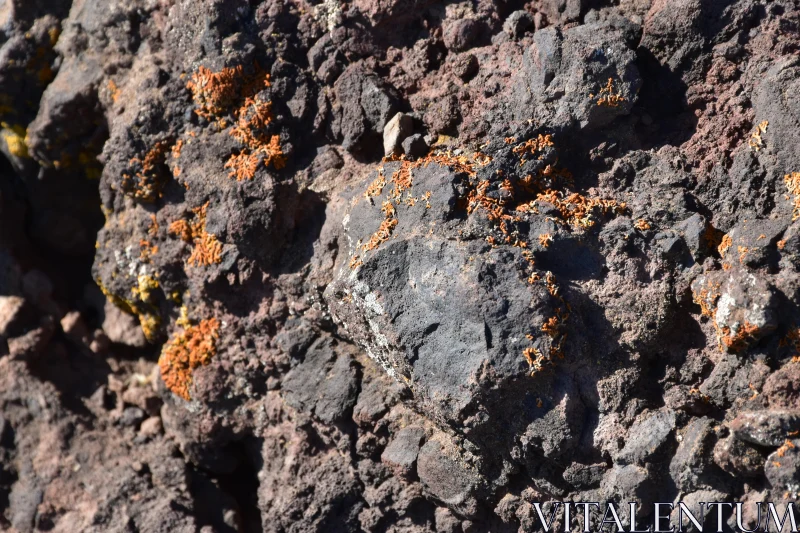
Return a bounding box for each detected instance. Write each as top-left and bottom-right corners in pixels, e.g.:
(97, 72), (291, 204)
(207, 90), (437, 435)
(0, 0), (799, 531)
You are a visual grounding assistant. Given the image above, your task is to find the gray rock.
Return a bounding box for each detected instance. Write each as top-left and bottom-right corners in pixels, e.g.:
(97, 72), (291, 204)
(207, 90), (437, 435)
(513, 22), (641, 130)
(442, 18), (482, 53)
(730, 410), (800, 447)
(335, 64), (400, 154)
(617, 408), (676, 466)
(9, 473), (42, 533)
(503, 10), (534, 39)
(383, 112), (413, 157)
(381, 425), (426, 476)
(713, 434), (765, 478)
(600, 464), (657, 510)
(669, 417), (717, 491)
(402, 133), (428, 158)
(120, 407), (146, 427)
(417, 435), (481, 518)
(282, 337), (359, 424)
(764, 439), (800, 491)
(7, 318), (55, 361)
(562, 462), (606, 489)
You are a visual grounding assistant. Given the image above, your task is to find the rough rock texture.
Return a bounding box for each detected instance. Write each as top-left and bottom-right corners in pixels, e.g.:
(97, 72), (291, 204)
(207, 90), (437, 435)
(0, 0), (799, 531)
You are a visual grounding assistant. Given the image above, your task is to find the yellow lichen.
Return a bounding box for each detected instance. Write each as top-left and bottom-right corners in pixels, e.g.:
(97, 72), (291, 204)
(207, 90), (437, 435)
(1, 123), (29, 158)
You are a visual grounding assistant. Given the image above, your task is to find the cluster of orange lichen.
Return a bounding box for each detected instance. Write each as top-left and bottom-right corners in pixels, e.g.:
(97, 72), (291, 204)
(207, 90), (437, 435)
(158, 317), (220, 400)
(170, 139), (184, 177)
(122, 140), (171, 202)
(351, 152), (474, 265)
(776, 439), (796, 459)
(225, 96), (286, 179)
(784, 172), (800, 221)
(592, 78), (626, 107)
(186, 63), (285, 179)
(718, 234), (733, 258)
(692, 277), (764, 353)
(692, 278), (721, 319)
(187, 65), (244, 119)
(511, 134), (554, 163)
(720, 322), (762, 353)
(634, 219), (651, 231)
(748, 120), (768, 151)
(107, 80), (121, 103)
(523, 190), (627, 228)
(362, 201), (399, 252)
(168, 202), (222, 267)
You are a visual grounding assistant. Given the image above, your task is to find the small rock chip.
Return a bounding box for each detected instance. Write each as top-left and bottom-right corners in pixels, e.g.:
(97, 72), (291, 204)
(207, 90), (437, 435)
(103, 300), (147, 348)
(383, 112), (413, 157)
(139, 416), (163, 438)
(452, 54), (479, 81)
(60, 311), (89, 343)
(0, 295), (28, 337)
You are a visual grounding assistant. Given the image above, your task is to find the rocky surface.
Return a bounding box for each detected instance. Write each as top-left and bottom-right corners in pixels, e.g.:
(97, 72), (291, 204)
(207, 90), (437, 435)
(0, 0), (799, 531)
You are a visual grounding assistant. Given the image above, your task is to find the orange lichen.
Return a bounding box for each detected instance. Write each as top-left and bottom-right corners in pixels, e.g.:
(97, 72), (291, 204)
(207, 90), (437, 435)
(538, 233), (553, 248)
(720, 321), (761, 353)
(226, 100), (285, 178)
(186, 64), (284, 177)
(691, 277), (721, 319)
(139, 239), (158, 262)
(362, 216), (398, 252)
(168, 219), (192, 242)
(718, 234), (733, 258)
(634, 219), (651, 231)
(592, 78), (626, 107)
(518, 190), (627, 228)
(171, 139), (184, 160)
(541, 316), (560, 337)
(168, 202), (222, 267)
(512, 134), (554, 161)
(784, 327), (800, 363)
(224, 151), (260, 181)
(158, 317), (220, 400)
(123, 140), (171, 202)
(748, 120), (768, 151)
(784, 172), (800, 221)
(364, 173), (386, 200)
(523, 346), (546, 374)
(737, 245), (749, 264)
(776, 439), (796, 458)
(187, 65), (245, 119)
(107, 80), (121, 103)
